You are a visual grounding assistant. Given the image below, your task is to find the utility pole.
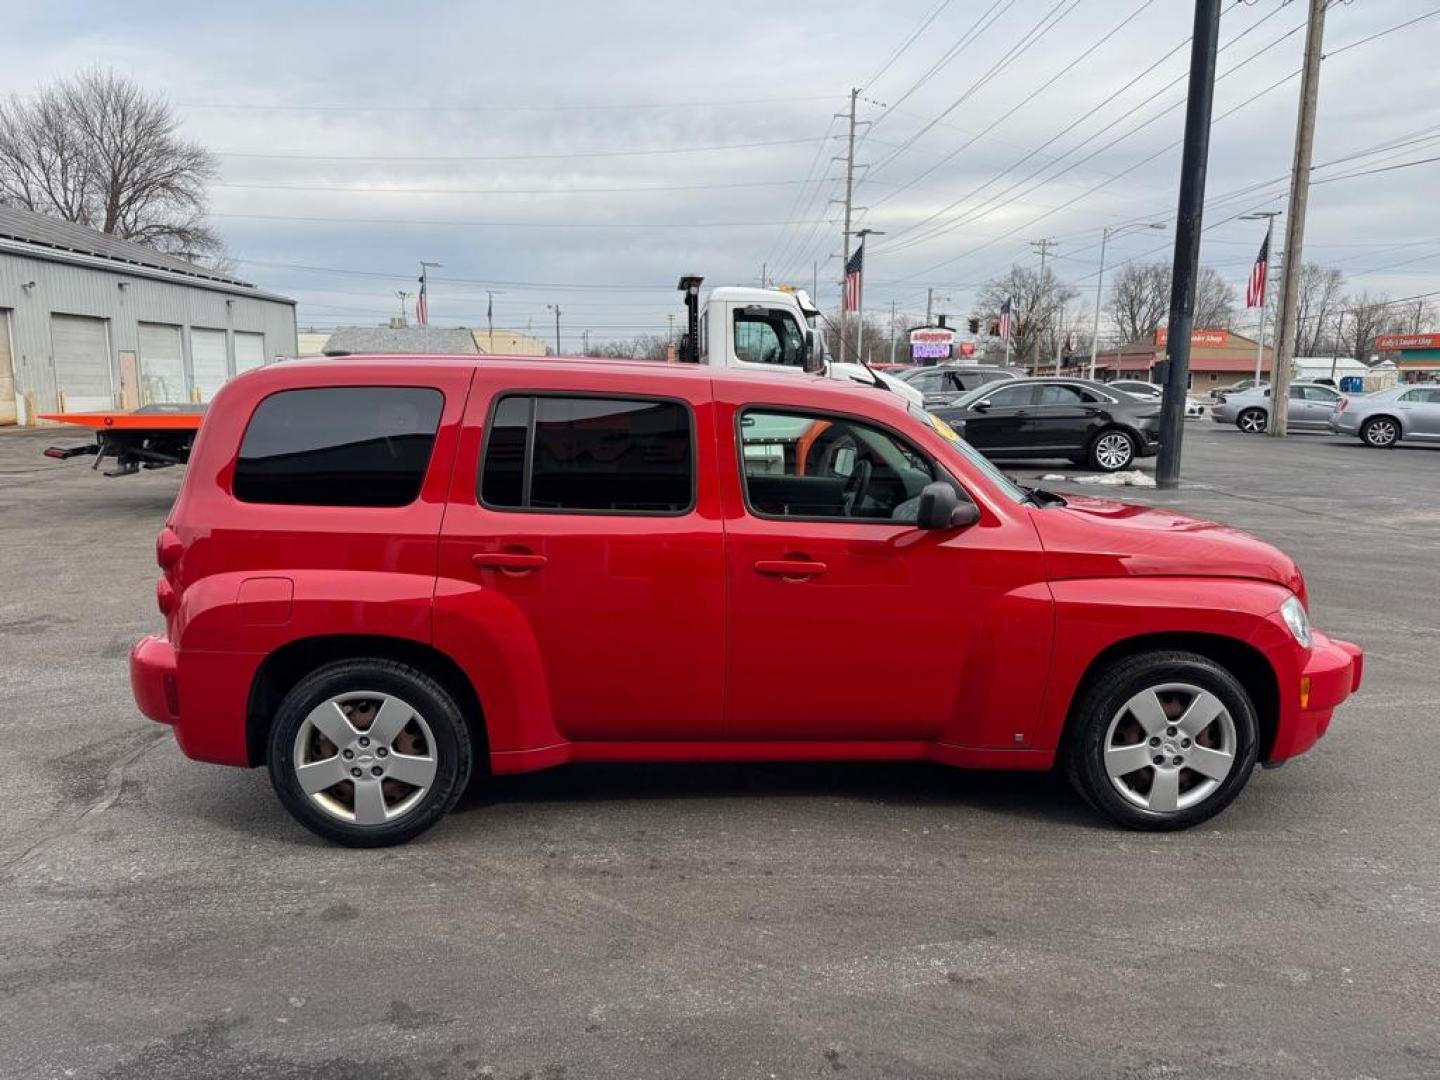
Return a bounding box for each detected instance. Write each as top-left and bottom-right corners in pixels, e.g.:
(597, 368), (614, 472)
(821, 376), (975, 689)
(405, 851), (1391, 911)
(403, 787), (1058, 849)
(546, 304), (562, 355)
(1328, 310), (1345, 383)
(395, 290), (411, 326)
(485, 289), (502, 350)
(582, 329), (591, 355)
(1088, 222), (1165, 380)
(852, 227), (884, 365)
(1155, 0), (1223, 489)
(666, 311), (675, 346)
(1270, 0), (1327, 439)
(835, 87), (860, 360)
(1030, 239), (1058, 372)
(1240, 211), (1283, 386)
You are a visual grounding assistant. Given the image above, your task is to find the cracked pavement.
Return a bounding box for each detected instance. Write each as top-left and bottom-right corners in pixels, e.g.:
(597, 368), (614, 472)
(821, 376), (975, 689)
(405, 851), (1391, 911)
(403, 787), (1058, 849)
(0, 420), (1437, 1079)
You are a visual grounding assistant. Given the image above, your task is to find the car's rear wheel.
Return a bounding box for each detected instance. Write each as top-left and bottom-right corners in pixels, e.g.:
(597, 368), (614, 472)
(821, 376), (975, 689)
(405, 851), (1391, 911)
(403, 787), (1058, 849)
(1065, 651), (1259, 831)
(1237, 408), (1267, 434)
(267, 659), (472, 847)
(1088, 429), (1136, 472)
(1360, 416), (1400, 448)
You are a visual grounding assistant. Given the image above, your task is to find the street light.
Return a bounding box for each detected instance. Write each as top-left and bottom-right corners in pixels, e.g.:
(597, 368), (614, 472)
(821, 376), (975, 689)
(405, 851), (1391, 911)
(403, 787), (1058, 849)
(1088, 222), (1166, 380)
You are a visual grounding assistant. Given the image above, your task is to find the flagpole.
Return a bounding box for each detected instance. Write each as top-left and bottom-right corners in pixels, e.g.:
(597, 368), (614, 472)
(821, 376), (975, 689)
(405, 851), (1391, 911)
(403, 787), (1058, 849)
(850, 229), (883, 362)
(1241, 213), (1280, 385)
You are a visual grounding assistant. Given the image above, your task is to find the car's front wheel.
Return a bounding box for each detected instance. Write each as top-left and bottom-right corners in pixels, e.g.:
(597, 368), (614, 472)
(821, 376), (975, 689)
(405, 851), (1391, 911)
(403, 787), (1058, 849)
(1237, 408), (1267, 433)
(1088, 429), (1136, 472)
(1360, 416), (1400, 448)
(267, 659), (473, 847)
(1065, 651), (1259, 830)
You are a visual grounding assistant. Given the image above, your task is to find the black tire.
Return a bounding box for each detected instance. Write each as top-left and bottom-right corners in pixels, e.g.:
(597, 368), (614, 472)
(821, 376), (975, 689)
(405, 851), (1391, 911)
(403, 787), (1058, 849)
(267, 658), (473, 847)
(1087, 428), (1136, 472)
(1064, 651), (1259, 831)
(1236, 408), (1267, 434)
(1360, 416), (1400, 448)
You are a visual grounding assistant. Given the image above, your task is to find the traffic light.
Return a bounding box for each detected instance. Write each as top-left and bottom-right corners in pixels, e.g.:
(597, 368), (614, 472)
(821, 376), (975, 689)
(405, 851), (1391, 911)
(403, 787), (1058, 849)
(967, 317), (980, 334)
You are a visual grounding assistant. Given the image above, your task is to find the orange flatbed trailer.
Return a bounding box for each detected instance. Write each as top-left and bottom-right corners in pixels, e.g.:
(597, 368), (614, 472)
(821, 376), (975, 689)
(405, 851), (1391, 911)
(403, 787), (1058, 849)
(41, 404), (206, 476)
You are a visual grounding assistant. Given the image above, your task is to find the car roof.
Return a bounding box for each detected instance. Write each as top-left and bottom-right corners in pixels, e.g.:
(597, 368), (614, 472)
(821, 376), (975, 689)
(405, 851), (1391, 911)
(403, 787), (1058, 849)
(249, 353), (913, 415)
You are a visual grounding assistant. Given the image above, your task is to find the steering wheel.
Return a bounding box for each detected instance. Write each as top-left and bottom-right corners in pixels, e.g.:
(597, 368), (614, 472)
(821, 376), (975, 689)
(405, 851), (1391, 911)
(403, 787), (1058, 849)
(840, 459), (872, 516)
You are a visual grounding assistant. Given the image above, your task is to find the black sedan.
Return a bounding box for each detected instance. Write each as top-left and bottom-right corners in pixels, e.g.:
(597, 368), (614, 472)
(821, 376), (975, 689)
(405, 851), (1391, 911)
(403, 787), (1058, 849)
(932, 377), (1162, 472)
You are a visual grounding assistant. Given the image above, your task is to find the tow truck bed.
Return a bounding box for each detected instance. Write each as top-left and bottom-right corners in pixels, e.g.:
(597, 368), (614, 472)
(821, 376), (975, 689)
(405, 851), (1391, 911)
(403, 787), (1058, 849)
(40, 404), (206, 476)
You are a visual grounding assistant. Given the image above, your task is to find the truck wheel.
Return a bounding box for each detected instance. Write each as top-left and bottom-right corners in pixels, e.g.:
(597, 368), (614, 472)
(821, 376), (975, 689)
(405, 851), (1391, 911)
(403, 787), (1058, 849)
(1088, 429), (1136, 472)
(267, 659), (472, 847)
(1065, 651), (1259, 831)
(1360, 416), (1400, 448)
(1237, 408), (1267, 433)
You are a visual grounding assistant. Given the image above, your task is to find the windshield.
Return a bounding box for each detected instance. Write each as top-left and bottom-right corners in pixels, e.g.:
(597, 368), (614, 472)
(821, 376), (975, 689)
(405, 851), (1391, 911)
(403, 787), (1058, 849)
(907, 402), (1028, 504)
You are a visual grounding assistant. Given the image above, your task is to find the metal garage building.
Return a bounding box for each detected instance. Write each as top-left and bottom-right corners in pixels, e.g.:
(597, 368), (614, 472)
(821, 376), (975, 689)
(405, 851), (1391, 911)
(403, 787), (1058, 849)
(0, 205), (296, 424)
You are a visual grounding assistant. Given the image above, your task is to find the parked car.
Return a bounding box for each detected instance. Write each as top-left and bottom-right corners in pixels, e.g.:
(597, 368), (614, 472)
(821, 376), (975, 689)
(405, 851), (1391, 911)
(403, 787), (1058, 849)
(1211, 381), (1343, 433)
(1211, 378), (1267, 401)
(1108, 380), (1206, 418)
(897, 364), (1020, 407)
(932, 377), (1161, 471)
(130, 356), (1361, 845)
(1329, 383), (1440, 447)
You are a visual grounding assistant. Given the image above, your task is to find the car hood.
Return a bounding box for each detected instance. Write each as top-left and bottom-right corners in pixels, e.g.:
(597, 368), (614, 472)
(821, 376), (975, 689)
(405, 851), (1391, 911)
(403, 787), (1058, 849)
(1032, 494), (1305, 600)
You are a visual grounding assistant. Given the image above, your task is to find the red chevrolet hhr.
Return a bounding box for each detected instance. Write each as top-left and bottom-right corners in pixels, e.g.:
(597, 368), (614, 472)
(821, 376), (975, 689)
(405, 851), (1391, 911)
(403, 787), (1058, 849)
(131, 356), (1362, 846)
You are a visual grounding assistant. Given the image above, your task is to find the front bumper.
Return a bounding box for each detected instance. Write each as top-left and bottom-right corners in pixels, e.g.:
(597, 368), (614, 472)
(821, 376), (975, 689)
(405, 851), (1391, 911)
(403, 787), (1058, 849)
(1268, 630), (1364, 763)
(131, 634), (179, 725)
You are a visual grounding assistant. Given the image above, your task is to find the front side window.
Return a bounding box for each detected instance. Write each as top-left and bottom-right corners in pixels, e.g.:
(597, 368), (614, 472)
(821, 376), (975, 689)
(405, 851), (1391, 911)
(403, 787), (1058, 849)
(980, 383), (1036, 408)
(480, 395), (693, 514)
(234, 386), (443, 507)
(733, 307), (805, 367)
(738, 408), (937, 523)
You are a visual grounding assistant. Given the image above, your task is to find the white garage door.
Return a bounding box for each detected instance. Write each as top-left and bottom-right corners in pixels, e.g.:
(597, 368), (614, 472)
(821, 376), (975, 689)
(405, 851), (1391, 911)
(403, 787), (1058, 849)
(190, 328), (229, 402)
(50, 314), (113, 412)
(139, 322), (186, 404)
(0, 310), (14, 425)
(234, 332), (265, 373)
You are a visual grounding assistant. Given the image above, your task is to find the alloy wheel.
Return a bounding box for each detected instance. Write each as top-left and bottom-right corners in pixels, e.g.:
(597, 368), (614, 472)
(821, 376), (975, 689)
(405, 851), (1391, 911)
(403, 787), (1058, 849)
(1101, 682), (1237, 814)
(1238, 410), (1266, 433)
(292, 691), (438, 825)
(1364, 418), (1398, 447)
(1094, 432), (1134, 471)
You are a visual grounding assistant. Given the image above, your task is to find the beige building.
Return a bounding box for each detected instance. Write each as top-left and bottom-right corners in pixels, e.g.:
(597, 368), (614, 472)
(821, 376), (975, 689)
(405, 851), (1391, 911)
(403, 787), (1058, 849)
(473, 329), (547, 356)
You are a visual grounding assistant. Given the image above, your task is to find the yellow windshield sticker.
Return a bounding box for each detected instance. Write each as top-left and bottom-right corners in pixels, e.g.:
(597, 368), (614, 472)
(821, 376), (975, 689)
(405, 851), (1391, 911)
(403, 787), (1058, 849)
(928, 414), (962, 442)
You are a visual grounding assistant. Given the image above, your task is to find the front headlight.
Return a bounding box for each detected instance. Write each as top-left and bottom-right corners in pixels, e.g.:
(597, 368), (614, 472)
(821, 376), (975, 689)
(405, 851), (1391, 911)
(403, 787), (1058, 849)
(1281, 594), (1312, 649)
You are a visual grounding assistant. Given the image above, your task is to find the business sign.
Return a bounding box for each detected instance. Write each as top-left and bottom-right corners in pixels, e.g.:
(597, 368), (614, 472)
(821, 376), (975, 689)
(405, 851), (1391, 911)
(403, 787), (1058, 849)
(1155, 328), (1231, 348)
(1375, 332), (1440, 351)
(909, 326), (955, 361)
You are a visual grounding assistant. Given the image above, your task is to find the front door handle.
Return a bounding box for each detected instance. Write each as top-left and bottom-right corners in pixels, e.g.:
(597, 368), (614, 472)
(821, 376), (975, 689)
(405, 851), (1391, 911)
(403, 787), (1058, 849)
(472, 552), (547, 572)
(754, 559), (827, 579)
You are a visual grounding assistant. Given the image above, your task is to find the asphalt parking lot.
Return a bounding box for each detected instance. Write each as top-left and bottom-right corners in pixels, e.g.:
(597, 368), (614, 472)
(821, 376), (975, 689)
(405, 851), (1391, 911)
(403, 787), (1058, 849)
(1, 420), (1437, 1080)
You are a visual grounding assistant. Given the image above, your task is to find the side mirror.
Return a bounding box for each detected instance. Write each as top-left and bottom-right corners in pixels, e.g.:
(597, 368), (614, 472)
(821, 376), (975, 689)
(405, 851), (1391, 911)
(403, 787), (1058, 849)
(971, 400), (991, 413)
(803, 329), (824, 373)
(916, 482), (980, 531)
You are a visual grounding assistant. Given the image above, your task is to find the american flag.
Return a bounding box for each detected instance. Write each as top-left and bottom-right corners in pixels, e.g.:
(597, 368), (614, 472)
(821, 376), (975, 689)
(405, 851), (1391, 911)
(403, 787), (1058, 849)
(1246, 229), (1270, 309)
(843, 244), (864, 312)
(998, 297), (1013, 340)
(415, 275), (429, 326)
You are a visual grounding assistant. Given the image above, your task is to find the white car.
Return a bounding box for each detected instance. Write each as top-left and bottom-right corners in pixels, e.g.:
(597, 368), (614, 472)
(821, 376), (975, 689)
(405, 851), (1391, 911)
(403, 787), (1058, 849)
(1108, 380), (1205, 418)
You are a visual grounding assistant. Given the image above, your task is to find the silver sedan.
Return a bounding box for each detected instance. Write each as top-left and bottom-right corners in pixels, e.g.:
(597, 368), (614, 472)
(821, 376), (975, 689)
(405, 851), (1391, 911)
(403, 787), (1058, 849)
(1329, 384), (1440, 447)
(1211, 381), (1342, 433)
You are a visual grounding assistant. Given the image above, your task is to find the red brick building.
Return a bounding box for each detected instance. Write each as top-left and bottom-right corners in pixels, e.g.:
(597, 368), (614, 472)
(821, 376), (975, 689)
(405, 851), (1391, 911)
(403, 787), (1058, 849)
(1084, 329), (1274, 391)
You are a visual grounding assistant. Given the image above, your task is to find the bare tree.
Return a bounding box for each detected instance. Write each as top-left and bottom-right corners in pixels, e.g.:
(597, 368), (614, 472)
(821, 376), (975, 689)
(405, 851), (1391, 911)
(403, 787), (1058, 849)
(0, 68), (221, 261)
(1104, 262), (1236, 344)
(976, 265), (1077, 368)
(1388, 296), (1438, 336)
(1340, 292), (1392, 363)
(1285, 263), (1346, 356)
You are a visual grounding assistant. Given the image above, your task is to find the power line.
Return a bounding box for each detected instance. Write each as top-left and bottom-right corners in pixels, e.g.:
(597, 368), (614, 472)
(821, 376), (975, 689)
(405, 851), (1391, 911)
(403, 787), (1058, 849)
(212, 177), (815, 197)
(212, 135), (827, 163)
(872, 0), (1014, 121)
(181, 94), (837, 113)
(862, 0), (955, 91)
(212, 212), (833, 229)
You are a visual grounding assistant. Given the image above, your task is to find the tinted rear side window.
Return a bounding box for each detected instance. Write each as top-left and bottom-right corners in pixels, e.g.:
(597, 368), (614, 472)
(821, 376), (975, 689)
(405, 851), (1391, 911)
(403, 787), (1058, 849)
(234, 386), (443, 507)
(480, 394), (693, 514)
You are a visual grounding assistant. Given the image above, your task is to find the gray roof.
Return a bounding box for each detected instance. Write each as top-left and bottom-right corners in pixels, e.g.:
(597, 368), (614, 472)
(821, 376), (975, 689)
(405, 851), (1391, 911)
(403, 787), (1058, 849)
(0, 203), (280, 294)
(322, 326), (480, 356)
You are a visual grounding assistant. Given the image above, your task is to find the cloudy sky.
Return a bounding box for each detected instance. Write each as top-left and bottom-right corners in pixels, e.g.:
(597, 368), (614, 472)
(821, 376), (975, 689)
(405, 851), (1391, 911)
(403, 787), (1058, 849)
(4, 0), (1438, 346)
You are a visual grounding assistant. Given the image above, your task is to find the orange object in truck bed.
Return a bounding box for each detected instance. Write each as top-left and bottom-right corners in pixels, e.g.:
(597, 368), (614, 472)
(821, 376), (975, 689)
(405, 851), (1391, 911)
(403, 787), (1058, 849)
(38, 406), (205, 430)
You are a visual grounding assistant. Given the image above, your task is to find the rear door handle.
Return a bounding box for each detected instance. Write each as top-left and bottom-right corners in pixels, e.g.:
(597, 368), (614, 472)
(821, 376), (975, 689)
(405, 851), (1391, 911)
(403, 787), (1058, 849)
(754, 559), (827, 579)
(472, 552), (547, 571)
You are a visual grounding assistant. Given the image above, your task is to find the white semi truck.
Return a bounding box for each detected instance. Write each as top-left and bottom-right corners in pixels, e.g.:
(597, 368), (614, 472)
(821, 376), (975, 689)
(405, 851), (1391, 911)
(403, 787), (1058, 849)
(675, 276), (921, 404)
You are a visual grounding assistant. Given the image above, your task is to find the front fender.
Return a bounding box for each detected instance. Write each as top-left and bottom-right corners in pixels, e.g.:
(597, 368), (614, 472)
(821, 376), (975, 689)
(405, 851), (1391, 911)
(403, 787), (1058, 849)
(1032, 576), (1292, 756)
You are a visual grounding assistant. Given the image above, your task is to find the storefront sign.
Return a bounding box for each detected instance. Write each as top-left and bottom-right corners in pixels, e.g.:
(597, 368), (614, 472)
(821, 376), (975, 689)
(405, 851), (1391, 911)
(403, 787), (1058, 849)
(1375, 332), (1440, 351)
(1155, 328), (1231, 348)
(909, 326), (955, 361)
